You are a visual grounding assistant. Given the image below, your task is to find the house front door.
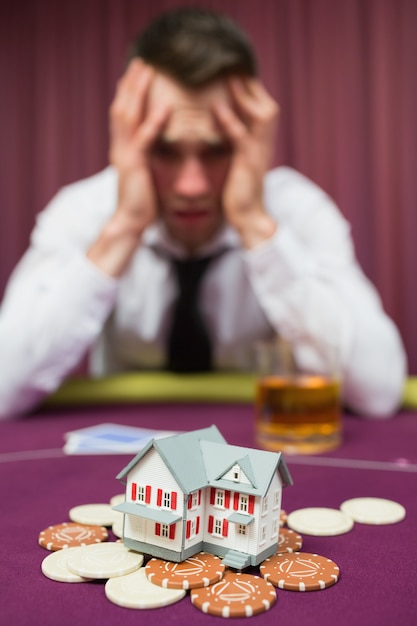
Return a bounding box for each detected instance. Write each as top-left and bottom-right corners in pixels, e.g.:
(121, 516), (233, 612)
(233, 523), (249, 553)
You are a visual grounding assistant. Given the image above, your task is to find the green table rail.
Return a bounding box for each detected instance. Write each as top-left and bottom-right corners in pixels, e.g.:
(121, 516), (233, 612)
(46, 372), (417, 410)
(46, 372), (257, 406)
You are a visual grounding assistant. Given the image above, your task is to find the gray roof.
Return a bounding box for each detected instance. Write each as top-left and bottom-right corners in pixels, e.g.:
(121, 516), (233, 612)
(200, 440), (293, 496)
(116, 425), (226, 493)
(116, 425), (293, 496)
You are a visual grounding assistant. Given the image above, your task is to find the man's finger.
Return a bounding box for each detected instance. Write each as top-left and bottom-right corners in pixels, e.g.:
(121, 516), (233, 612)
(110, 60), (155, 132)
(134, 103), (171, 153)
(212, 101), (247, 146)
(228, 77), (279, 125)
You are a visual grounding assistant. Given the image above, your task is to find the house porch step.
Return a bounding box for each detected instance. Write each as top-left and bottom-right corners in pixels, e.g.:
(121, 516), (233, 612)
(222, 550), (251, 570)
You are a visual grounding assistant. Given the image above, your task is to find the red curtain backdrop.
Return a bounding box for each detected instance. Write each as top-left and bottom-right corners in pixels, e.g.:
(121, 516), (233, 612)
(1, 0), (416, 371)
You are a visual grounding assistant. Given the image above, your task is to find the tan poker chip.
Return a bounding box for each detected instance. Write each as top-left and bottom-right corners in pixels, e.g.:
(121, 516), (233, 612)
(105, 568), (186, 609)
(340, 497), (406, 525)
(277, 527), (303, 553)
(69, 503), (117, 527)
(38, 522), (108, 551)
(66, 542), (144, 579)
(191, 571), (277, 617)
(287, 507), (354, 536)
(145, 552), (225, 590)
(260, 551), (340, 591)
(41, 547), (93, 583)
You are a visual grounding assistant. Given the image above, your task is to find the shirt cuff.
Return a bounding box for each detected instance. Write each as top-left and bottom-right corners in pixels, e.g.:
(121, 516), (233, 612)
(243, 226), (315, 294)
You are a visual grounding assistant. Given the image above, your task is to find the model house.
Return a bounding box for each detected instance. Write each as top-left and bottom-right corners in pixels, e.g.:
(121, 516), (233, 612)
(114, 425), (293, 568)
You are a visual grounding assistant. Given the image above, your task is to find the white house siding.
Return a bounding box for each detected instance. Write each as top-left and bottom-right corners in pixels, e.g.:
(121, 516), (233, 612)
(221, 465), (252, 485)
(202, 474), (283, 559)
(254, 473), (282, 554)
(124, 448), (184, 554)
(183, 490), (205, 553)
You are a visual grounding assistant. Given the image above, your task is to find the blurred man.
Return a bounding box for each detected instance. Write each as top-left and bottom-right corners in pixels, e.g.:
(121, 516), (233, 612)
(0, 7), (406, 418)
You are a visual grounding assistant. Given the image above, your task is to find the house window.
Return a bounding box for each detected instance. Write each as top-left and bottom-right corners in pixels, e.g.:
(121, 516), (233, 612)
(155, 523), (176, 540)
(131, 483), (151, 504)
(157, 489), (178, 510)
(262, 497), (269, 516)
(214, 519), (223, 535)
(192, 492), (199, 508)
(272, 519), (279, 538)
(216, 490), (225, 507)
(237, 525), (247, 536)
(233, 465), (240, 482)
(260, 525), (267, 544)
(239, 495), (248, 513)
(273, 490), (280, 510)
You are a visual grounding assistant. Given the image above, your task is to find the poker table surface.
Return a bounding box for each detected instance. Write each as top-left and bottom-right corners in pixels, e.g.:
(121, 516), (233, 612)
(1, 393), (416, 625)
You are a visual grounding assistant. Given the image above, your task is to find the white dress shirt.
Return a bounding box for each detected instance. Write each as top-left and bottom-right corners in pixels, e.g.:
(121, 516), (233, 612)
(0, 166), (406, 418)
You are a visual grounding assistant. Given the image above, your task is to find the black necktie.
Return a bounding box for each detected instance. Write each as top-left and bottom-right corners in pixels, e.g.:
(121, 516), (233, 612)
(166, 255), (216, 373)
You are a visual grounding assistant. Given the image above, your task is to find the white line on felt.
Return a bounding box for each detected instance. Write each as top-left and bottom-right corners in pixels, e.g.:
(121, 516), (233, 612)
(0, 448), (65, 463)
(286, 455), (417, 473)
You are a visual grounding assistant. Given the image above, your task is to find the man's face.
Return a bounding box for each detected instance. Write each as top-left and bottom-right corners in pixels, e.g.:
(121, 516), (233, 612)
(147, 74), (233, 252)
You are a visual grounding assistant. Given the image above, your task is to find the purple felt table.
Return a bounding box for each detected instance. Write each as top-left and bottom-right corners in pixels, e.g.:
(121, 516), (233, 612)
(1, 404), (416, 626)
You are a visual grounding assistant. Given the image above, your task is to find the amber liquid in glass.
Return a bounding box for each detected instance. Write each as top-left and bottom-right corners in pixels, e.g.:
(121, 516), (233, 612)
(255, 375), (341, 454)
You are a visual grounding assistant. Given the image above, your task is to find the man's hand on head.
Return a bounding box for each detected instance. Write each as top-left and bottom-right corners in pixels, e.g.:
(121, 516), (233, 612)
(87, 59), (170, 277)
(109, 59), (171, 236)
(213, 77), (279, 249)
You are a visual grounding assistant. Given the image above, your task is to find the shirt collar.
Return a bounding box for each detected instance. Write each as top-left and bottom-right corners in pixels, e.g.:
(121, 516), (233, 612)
(142, 220), (241, 259)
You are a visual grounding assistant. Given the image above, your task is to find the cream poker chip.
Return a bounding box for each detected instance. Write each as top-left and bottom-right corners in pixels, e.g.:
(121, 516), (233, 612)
(69, 503), (117, 527)
(287, 507), (354, 536)
(41, 547), (93, 583)
(340, 497), (406, 525)
(67, 542), (144, 579)
(105, 568), (186, 609)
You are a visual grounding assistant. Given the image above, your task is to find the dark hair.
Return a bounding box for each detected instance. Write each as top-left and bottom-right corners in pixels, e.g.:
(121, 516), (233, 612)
(128, 6), (257, 87)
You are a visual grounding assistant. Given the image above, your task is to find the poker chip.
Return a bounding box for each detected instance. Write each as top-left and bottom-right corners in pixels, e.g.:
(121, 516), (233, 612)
(69, 503), (117, 527)
(105, 567), (186, 609)
(112, 511), (124, 539)
(41, 547), (93, 583)
(191, 571), (276, 617)
(277, 528), (303, 553)
(280, 509), (288, 527)
(145, 552), (225, 590)
(67, 542), (144, 579)
(287, 507), (354, 536)
(38, 522), (108, 551)
(260, 552), (340, 591)
(340, 497), (406, 525)
(110, 494), (125, 508)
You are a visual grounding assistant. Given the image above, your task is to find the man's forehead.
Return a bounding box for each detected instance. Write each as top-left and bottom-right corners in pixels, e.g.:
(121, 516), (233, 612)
(148, 72), (231, 143)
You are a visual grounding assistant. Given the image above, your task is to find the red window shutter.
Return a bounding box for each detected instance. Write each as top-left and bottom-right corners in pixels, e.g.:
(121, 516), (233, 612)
(186, 520), (191, 539)
(198, 490), (201, 506)
(224, 490), (231, 509)
(208, 515), (214, 533)
(131, 482), (137, 501)
(155, 523), (161, 536)
(157, 489), (162, 506)
(196, 516), (200, 535)
(171, 491), (177, 510)
(169, 524), (176, 540)
(210, 488), (216, 505)
(187, 496), (192, 510)
(222, 519), (229, 537)
(233, 492), (239, 510)
(249, 495), (255, 514)
(145, 485), (151, 504)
